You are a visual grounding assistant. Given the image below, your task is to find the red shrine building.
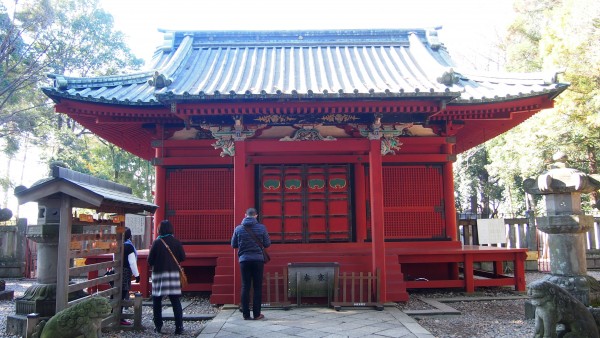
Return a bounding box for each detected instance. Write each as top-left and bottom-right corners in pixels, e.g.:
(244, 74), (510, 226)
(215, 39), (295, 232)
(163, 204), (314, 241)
(42, 29), (567, 304)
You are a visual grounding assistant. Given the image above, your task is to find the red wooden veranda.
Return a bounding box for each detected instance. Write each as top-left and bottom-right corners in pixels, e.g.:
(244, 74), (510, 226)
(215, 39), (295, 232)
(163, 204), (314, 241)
(46, 29), (566, 304)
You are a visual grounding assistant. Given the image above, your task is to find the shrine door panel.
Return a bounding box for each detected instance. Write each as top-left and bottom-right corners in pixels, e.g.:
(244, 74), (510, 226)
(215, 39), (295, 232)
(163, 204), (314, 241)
(166, 168), (234, 243)
(382, 165), (445, 240)
(259, 165), (353, 243)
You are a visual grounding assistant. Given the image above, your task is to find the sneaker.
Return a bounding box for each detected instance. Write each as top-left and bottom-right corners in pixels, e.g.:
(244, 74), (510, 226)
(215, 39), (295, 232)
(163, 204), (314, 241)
(254, 314), (265, 320)
(175, 327), (184, 335)
(153, 327), (162, 333)
(243, 316), (252, 320)
(120, 319), (132, 326)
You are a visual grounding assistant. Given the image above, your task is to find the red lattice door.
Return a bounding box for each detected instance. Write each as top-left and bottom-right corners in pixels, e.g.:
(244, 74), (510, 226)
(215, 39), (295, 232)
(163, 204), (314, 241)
(259, 164), (353, 243)
(382, 165), (446, 240)
(166, 168), (234, 243)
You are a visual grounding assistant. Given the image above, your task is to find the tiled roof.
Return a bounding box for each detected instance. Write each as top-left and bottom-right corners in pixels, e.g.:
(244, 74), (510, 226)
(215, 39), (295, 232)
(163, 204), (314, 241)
(16, 167), (157, 213)
(42, 29), (567, 105)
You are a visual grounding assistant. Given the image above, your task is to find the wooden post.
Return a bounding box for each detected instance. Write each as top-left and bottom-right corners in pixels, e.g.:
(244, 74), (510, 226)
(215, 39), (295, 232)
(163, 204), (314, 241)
(515, 252), (526, 291)
(115, 213), (125, 322)
(464, 254), (474, 292)
(443, 141), (457, 241)
(368, 139), (387, 302)
(56, 194), (72, 312)
(154, 146), (166, 239)
(508, 223), (517, 249)
(354, 163), (367, 242)
(233, 140), (248, 304)
(443, 141), (460, 280)
(133, 292), (143, 330)
(525, 197), (538, 253)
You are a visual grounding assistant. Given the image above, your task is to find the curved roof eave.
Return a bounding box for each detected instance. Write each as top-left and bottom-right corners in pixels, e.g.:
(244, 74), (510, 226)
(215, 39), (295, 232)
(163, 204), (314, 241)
(41, 28), (568, 108)
(15, 176), (157, 214)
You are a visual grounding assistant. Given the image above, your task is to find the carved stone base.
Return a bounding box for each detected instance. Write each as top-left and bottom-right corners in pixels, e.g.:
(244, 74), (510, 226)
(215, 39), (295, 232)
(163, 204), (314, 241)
(15, 283), (88, 317)
(16, 283), (58, 317)
(6, 314), (27, 337)
(526, 275), (598, 319)
(543, 274), (591, 306)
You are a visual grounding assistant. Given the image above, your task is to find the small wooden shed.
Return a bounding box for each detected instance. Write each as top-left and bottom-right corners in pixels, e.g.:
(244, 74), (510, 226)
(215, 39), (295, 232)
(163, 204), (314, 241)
(15, 166), (156, 323)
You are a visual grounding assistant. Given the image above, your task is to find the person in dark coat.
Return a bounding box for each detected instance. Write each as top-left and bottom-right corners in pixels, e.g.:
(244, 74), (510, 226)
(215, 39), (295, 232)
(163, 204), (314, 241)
(231, 208), (271, 320)
(120, 227), (140, 326)
(148, 219), (186, 334)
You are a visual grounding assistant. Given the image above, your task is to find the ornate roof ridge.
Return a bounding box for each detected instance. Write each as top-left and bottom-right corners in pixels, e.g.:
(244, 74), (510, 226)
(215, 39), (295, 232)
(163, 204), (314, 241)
(47, 71), (155, 90)
(454, 68), (566, 84)
(156, 28), (443, 51)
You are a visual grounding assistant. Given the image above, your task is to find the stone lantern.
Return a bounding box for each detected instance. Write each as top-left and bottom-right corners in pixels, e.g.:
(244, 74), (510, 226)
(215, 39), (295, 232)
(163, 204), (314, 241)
(523, 152), (600, 305)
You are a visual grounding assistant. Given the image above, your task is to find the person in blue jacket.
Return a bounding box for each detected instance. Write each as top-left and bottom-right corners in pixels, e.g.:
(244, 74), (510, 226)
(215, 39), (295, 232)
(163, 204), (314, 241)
(231, 208), (271, 320)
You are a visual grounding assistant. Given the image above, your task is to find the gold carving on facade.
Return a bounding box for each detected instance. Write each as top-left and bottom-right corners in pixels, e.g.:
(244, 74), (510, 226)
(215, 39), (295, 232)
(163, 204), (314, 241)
(381, 137), (402, 155)
(351, 116), (413, 155)
(256, 115), (296, 123)
(321, 114), (359, 123)
(280, 125), (336, 141)
(212, 139), (235, 157)
(201, 120), (266, 156)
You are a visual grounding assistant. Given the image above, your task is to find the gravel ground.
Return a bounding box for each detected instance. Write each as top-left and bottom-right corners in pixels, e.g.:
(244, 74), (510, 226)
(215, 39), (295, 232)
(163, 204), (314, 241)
(1, 271), (598, 338)
(0, 282), (219, 338)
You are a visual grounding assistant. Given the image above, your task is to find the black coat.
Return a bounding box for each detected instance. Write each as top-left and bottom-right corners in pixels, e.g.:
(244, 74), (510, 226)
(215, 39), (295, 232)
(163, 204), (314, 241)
(148, 235), (186, 273)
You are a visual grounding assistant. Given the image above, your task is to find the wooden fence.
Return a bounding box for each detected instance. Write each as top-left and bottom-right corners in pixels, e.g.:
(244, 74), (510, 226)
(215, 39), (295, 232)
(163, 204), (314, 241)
(0, 217), (152, 278)
(457, 216), (600, 271)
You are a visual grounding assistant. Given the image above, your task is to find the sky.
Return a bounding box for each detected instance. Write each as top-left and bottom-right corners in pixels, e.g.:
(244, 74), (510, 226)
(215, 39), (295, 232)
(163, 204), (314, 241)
(100, 0), (515, 67)
(2, 0), (516, 224)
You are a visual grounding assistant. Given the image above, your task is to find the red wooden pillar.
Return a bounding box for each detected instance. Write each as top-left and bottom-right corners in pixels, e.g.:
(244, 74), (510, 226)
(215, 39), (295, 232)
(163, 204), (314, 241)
(154, 146), (166, 241)
(443, 142), (457, 241)
(464, 253), (474, 292)
(233, 140), (248, 304)
(368, 140), (387, 301)
(354, 163), (367, 242)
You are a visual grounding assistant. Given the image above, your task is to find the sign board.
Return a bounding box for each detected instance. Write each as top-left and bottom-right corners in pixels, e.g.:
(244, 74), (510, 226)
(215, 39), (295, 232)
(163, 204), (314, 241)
(476, 219), (506, 245)
(125, 214), (146, 236)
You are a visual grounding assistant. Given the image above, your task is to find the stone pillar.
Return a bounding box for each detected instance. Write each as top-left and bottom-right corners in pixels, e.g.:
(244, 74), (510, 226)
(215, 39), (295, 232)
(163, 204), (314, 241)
(524, 152), (600, 306)
(6, 221), (61, 336)
(16, 222), (61, 317)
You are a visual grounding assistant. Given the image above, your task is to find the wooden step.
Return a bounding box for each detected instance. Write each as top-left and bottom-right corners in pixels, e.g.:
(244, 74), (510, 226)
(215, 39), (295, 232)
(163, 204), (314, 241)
(213, 274), (234, 284)
(384, 255), (408, 302)
(211, 283), (234, 294)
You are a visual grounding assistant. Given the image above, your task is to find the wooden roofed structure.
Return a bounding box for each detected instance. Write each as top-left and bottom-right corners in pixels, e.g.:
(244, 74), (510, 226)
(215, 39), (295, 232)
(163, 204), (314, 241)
(14, 167), (156, 326)
(42, 28), (567, 304)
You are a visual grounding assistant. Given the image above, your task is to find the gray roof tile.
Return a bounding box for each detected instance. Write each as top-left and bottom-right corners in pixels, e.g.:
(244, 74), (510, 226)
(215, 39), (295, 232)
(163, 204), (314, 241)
(43, 29), (567, 105)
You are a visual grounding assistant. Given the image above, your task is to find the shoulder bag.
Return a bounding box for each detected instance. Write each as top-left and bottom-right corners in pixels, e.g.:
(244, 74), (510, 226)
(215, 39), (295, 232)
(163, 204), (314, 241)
(159, 238), (188, 288)
(243, 226), (270, 263)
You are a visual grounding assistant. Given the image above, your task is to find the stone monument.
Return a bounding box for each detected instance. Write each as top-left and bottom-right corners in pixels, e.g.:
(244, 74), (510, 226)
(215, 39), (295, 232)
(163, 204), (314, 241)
(523, 152), (600, 306)
(523, 152), (600, 338)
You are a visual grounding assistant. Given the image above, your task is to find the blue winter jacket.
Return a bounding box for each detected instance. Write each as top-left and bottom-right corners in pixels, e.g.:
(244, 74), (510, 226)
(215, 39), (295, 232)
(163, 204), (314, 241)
(231, 216), (271, 263)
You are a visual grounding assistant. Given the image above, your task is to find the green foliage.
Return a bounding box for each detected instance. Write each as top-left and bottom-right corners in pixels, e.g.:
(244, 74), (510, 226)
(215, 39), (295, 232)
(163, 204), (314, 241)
(44, 129), (154, 201)
(1, 0), (152, 203)
(41, 0), (143, 76)
(456, 0), (600, 216)
(0, 1), (53, 146)
(454, 146), (505, 217)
